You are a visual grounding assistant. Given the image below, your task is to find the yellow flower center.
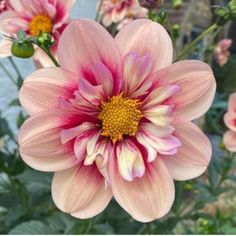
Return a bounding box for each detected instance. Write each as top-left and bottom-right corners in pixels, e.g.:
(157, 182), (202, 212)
(29, 14), (53, 36)
(98, 94), (142, 143)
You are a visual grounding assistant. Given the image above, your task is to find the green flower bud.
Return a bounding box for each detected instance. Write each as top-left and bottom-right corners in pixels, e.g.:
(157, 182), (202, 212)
(37, 32), (54, 49)
(215, 7), (230, 26)
(11, 40), (35, 58)
(172, 0), (183, 10)
(172, 24), (180, 39)
(229, 0), (236, 21)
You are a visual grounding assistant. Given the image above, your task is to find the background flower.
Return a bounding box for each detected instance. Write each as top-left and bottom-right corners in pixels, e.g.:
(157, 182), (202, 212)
(215, 39), (232, 66)
(99, 0), (147, 28)
(0, 0), (74, 66)
(224, 93), (236, 152)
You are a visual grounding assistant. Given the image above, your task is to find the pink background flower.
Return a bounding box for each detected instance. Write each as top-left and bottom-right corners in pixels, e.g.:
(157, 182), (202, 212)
(0, 0), (74, 66)
(224, 93), (236, 152)
(99, 0), (147, 28)
(18, 19), (216, 222)
(215, 39), (232, 67)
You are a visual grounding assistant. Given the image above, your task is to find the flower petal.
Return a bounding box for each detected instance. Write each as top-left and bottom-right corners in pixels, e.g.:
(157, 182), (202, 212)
(154, 60), (216, 120)
(161, 119), (212, 181)
(123, 52), (152, 96)
(116, 140), (145, 181)
(109, 156), (175, 222)
(19, 68), (77, 115)
(0, 39), (12, 57)
(18, 110), (84, 172)
(58, 20), (122, 92)
(228, 93), (236, 112)
(52, 164), (112, 219)
(223, 130), (236, 152)
(115, 19), (173, 72)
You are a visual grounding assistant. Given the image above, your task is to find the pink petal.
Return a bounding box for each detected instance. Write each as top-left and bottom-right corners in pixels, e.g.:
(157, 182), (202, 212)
(52, 164), (112, 219)
(115, 19), (173, 72)
(57, 20), (122, 92)
(223, 130), (236, 152)
(108, 156), (175, 222)
(224, 112), (236, 132)
(161, 119), (212, 180)
(0, 39), (12, 57)
(123, 52), (152, 96)
(116, 140), (145, 181)
(143, 105), (173, 126)
(0, 11), (28, 33)
(90, 62), (113, 96)
(78, 78), (104, 106)
(18, 110), (82, 172)
(154, 60), (216, 121)
(228, 93), (236, 112)
(19, 68), (77, 115)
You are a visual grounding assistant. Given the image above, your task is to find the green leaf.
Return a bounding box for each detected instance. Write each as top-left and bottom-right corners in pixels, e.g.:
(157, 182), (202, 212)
(8, 99), (20, 107)
(9, 221), (48, 234)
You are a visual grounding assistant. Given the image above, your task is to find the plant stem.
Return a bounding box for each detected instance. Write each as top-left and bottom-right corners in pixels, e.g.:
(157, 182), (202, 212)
(8, 57), (22, 79)
(175, 23), (219, 62)
(95, 0), (104, 22)
(0, 61), (17, 86)
(38, 45), (60, 67)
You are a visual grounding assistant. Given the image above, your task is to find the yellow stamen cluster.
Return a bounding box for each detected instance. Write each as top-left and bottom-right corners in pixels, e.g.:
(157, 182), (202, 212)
(29, 14), (53, 36)
(98, 94), (142, 143)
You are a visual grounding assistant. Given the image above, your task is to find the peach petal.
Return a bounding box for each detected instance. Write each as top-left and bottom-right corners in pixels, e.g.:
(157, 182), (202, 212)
(0, 39), (12, 57)
(108, 156), (175, 222)
(161, 119), (212, 180)
(58, 20), (122, 91)
(52, 164), (112, 219)
(19, 68), (77, 115)
(228, 93), (236, 112)
(116, 140), (145, 181)
(224, 112), (236, 132)
(115, 19), (173, 72)
(18, 110), (80, 172)
(153, 60), (216, 120)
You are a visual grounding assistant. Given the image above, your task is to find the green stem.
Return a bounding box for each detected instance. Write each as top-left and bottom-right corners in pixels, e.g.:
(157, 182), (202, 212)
(37, 45), (60, 67)
(175, 23), (219, 62)
(95, 0), (104, 22)
(8, 57), (22, 79)
(0, 61), (17, 86)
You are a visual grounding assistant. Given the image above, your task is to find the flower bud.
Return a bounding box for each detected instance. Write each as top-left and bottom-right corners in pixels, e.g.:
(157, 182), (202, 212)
(172, 0), (183, 10)
(138, 0), (159, 9)
(172, 24), (180, 39)
(11, 40), (35, 58)
(37, 32), (54, 49)
(215, 7), (230, 26)
(229, 0), (236, 21)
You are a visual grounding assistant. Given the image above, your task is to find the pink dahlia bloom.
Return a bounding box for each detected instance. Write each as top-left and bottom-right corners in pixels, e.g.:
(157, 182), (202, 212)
(0, 0), (74, 66)
(99, 0), (147, 27)
(224, 93), (236, 152)
(19, 19), (216, 222)
(215, 39), (232, 67)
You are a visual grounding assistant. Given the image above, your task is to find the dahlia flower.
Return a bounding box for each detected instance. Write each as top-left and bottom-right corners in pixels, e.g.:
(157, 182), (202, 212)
(19, 19), (216, 222)
(224, 93), (236, 152)
(215, 39), (232, 67)
(99, 0), (147, 28)
(0, 0), (74, 66)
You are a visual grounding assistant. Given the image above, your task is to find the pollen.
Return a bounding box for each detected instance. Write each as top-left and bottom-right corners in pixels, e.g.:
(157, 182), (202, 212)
(98, 94), (142, 143)
(29, 14), (53, 36)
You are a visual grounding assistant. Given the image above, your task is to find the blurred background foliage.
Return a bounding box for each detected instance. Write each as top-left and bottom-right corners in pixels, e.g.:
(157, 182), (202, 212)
(0, 0), (236, 234)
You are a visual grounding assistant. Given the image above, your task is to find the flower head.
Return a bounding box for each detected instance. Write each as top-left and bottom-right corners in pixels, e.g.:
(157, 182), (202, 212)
(19, 19), (216, 222)
(215, 39), (232, 66)
(224, 93), (236, 152)
(0, 0), (74, 66)
(99, 0), (147, 28)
